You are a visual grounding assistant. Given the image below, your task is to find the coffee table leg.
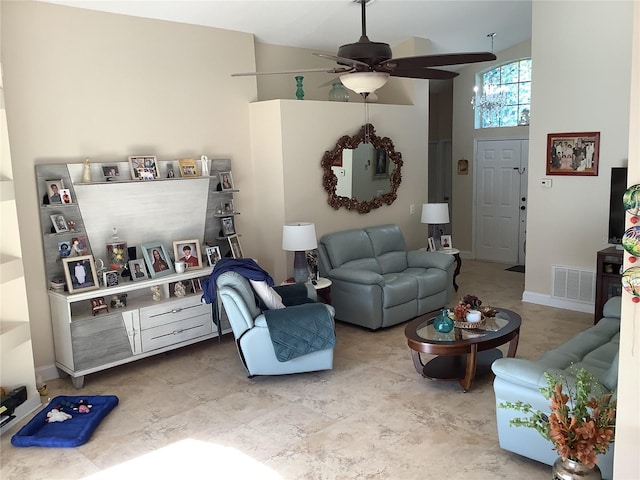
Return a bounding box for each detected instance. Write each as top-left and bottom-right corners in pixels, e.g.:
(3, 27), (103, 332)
(507, 331), (520, 358)
(411, 350), (425, 376)
(459, 344), (478, 392)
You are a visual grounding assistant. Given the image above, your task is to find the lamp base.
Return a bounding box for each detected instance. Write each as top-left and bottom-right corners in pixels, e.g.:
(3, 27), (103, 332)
(293, 251), (309, 283)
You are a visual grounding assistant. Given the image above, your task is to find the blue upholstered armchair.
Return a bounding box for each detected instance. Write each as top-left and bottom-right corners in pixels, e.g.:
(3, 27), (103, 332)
(216, 271), (335, 377)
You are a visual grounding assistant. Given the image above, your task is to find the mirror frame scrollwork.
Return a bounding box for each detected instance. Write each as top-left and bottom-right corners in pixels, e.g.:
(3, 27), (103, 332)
(321, 124), (403, 214)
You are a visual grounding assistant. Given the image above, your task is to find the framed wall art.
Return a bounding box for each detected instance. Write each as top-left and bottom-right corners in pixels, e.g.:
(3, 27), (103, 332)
(62, 255), (99, 294)
(220, 171), (234, 191)
(173, 239), (202, 269)
(129, 259), (148, 281)
(141, 242), (174, 278)
(129, 155), (159, 180)
(227, 234), (243, 259)
(546, 132), (600, 176)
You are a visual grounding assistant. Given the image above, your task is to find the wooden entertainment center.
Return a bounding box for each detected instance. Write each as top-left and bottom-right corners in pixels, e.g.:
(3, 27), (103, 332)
(37, 159), (236, 387)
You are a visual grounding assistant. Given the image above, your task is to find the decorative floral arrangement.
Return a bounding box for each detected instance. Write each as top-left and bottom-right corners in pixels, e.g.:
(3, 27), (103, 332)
(451, 294), (497, 320)
(500, 367), (616, 468)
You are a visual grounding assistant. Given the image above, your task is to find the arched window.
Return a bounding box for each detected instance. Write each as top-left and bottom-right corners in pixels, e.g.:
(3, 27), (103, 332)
(473, 58), (531, 129)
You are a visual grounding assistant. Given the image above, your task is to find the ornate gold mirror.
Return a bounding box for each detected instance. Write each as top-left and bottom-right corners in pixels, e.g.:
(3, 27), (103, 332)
(321, 124), (403, 213)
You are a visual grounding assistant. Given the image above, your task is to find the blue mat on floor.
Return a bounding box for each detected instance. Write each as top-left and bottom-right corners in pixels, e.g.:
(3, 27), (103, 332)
(11, 395), (118, 448)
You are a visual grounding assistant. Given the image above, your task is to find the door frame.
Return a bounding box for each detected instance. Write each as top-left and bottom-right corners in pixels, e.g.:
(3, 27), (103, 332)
(472, 136), (529, 262)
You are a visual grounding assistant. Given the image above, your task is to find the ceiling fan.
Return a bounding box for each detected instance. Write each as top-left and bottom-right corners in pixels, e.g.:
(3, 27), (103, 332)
(232, 0), (497, 95)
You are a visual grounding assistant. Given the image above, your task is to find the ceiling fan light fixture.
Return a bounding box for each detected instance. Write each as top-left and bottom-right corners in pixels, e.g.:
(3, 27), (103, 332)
(340, 71), (389, 94)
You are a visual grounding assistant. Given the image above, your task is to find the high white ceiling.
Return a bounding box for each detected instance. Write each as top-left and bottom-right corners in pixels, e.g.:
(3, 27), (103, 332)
(42, 0), (532, 58)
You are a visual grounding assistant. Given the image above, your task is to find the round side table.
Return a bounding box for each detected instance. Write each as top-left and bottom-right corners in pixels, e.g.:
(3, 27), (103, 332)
(438, 248), (461, 292)
(312, 277), (332, 305)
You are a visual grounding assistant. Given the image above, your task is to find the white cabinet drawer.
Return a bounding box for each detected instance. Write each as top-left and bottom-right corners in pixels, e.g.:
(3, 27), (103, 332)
(140, 313), (213, 352)
(139, 297), (210, 330)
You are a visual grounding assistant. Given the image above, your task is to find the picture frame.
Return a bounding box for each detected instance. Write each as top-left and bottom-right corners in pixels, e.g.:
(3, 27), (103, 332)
(141, 242), (174, 278)
(546, 132), (600, 176)
(166, 163), (176, 179)
(457, 159), (469, 175)
(206, 245), (222, 267)
(373, 149), (389, 178)
(427, 237), (436, 252)
(129, 259), (148, 282)
(45, 179), (64, 204)
(70, 236), (90, 256)
(222, 199), (234, 214)
(219, 171), (235, 191)
(178, 158), (198, 177)
(50, 214), (69, 233)
(128, 155), (159, 180)
(227, 234), (243, 259)
(441, 235), (453, 249)
(62, 255), (99, 294)
(102, 165), (120, 181)
(173, 239), (202, 269)
(60, 188), (73, 204)
(103, 270), (119, 287)
(221, 216), (235, 236)
(58, 240), (72, 258)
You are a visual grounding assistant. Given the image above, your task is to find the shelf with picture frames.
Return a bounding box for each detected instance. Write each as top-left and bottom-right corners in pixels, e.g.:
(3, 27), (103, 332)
(36, 157), (238, 388)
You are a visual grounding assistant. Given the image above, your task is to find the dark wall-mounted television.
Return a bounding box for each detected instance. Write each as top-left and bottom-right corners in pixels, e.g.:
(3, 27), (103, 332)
(608, 167), (628, 244)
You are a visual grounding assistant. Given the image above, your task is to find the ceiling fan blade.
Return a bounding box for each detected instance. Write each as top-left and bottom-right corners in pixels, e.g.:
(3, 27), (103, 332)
(313, 53), (370, 69)
(381, 52), (497, 70)
(389, 68), (459, 80)
(232, 66), (354, 77)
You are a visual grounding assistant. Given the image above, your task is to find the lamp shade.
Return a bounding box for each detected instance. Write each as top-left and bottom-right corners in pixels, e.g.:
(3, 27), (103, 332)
(421, 203), (450, 224)
(282, 222), (318, 251)
(340, 72), (390, 94)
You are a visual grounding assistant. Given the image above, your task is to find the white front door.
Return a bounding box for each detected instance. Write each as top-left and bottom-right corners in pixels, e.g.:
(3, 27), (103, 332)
(474, 139), (528, 264)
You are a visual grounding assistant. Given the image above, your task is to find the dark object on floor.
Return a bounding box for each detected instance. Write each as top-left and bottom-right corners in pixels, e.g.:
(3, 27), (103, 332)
(506, 265), (525, 273)
(11, 395), (119, 448)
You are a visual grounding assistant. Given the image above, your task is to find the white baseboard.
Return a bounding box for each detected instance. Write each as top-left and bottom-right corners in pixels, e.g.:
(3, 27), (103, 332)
(0, 396), (41, 436)
(522, 290), (595, 314)
(36, 364), (60, 383)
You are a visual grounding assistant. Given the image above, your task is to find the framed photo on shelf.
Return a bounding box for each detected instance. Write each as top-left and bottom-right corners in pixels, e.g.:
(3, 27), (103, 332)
(440, 235), (453, 249)
(227, 234), (243, 259)
(546, 131), (600, 176)
(129, 259), (148, 281)
(62, 255), (99, 294)
(141, 242), (174, 278)
(70, 236), (90, 256)
(101, 165), (120, 181)
(103, 270), (119, 287)
(173, 239), (202, 269)
(222, 199), (234, 214)
(45, 179), (64, 204)
(206, 245), (221, 267)
(50, 214), (69, 233)
(220, 171), (234, 191)
(128, 155), (159, 180)
(427, 237), (436, 252)
(221, 216), (235, 236)
(60, 188), (73, 204)
(178, 158), (198, 177)
(58, 240), (72, 258)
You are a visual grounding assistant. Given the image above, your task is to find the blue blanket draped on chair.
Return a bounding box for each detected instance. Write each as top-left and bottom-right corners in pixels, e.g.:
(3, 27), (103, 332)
(264, 303), (335, 362)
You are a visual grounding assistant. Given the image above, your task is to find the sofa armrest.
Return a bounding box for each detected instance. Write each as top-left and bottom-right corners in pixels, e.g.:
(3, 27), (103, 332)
(328, 267), (384, 286)
(491, 358), (563, 391)
(407, 250), (455, 270)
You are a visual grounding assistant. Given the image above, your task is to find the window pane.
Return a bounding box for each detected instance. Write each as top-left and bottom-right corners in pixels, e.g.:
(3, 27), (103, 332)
(503, 84), (519, 105)
(484, 68), (501, 85)
(519, 81), (531, 104)
(518, 106), (530, 126)
(501, 63), (518, 83)
(519, 60), (532, 82)
(501, 106), (518, 127)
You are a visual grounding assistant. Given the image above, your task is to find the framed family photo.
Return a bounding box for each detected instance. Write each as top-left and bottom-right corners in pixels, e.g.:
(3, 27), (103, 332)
(221, 216), (235, 236)
(50, 214), (69, 233)
(206, 245), (221, 267)
(45, 179), (64, 204)
(220, 171), (234, 191)
(129, 155), (159, 180)
(141, 242), (174, 278)
(178, 158), (198, 177)
(546, 131), (600, 176)
(129, 259), (149, 281)
(222, 199), (234, 214)
(102, 165), (120, 181)
(440, 235), (453, 249)
(62, 255), (99, 294)
(173, 239), (202, 269)
(227, 234), (243, 259)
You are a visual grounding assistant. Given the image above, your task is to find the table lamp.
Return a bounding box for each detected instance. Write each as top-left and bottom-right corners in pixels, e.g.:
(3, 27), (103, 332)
(421, 203), (450, 249)
(282, 222), (318, 283)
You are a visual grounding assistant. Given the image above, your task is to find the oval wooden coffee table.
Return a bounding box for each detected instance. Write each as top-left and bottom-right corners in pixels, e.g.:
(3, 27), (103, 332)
(404, 308), (521, 392)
